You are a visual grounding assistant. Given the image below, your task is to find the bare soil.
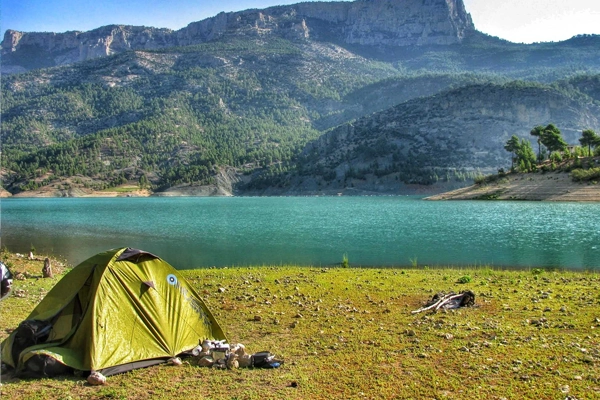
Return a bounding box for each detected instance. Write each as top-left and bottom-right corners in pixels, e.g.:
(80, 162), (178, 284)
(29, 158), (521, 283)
(426, 171), (600, 201)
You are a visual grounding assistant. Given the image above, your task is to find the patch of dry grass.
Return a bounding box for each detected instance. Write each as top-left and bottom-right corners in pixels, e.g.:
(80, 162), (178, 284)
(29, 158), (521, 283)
(1, 253), (599, 399)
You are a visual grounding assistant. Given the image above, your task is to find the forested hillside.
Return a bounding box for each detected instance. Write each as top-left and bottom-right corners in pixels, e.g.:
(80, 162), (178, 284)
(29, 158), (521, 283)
(2, 0), (600, 196)
(278, 81), (600, 194)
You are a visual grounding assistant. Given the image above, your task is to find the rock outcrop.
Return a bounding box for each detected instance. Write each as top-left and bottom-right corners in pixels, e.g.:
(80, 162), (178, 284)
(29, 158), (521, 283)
(283, 82), (600, 194)
(1, 25), (174, 72)
(2, 0), (474, 73)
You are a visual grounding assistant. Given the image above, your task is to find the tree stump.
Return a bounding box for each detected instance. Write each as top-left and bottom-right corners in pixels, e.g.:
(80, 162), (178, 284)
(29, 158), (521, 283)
(42, 258), (53, 278)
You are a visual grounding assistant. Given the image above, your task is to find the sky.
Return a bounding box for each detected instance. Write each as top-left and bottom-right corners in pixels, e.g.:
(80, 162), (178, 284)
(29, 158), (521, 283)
(1, 0), (599, 44)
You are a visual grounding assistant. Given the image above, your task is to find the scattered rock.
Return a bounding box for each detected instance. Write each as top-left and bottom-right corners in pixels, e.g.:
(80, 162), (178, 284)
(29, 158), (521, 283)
(42, 258), (53, 278)
(167, 357), (182, 366)
(197, 356), (215, 368)
(226, 355), (239, 369)
(87, 370), (106, 385)
(238, 354), (252, 368)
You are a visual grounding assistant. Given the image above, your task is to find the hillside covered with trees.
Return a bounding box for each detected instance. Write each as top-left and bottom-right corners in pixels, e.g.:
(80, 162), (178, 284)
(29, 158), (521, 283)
(2, 0), (600, 196)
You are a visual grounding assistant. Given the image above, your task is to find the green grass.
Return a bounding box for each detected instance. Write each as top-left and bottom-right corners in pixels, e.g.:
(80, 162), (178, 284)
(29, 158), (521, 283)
(1, 253), (599, 399)
(100, 186), (141, 193)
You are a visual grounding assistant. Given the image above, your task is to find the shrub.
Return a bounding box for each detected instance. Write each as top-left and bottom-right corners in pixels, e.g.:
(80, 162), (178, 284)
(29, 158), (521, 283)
(474, 175), (486, 185)
(531, 268), (543, 275)
(341, 253), (349, 268)
(571, 167), (600, 182)
(474, 174), (502, 185)
(457, 275), (472, 284)
(550, 152), (562, 163)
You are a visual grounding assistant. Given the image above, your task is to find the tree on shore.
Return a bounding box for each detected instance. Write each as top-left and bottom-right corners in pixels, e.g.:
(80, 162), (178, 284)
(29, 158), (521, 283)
(504, 136), (536, 172)
(579, 129), (599, 156)
(515, 139), (537, 172)
(504, 135), (520, 169)
(540, 124), (568, 156)
(138, 174), (150, 189)
(530, 125), (545, 162)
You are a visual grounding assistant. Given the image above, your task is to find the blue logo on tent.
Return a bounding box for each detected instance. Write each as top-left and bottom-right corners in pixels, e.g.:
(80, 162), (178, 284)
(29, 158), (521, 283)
(167, 274), (178, 286)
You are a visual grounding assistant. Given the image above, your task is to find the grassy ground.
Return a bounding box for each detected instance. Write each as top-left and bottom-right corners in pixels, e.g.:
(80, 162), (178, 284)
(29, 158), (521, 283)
(1, 251), (599, 399)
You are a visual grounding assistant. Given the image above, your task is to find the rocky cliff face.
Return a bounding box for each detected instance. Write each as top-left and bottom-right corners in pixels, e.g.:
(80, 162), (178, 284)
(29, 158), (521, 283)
(283, 82), (600, 194)
(328, 0), (473, 46)
(2, 0), (474, 73)
(179, 0), (473, 46)
(1, 25), (174, 73)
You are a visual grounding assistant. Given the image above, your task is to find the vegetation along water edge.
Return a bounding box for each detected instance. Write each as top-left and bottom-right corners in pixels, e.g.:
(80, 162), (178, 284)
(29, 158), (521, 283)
(427, 126), (600, 201)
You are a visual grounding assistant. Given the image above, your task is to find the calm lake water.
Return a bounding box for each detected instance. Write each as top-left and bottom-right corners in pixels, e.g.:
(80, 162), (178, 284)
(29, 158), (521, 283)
(1, 196), (598, 270)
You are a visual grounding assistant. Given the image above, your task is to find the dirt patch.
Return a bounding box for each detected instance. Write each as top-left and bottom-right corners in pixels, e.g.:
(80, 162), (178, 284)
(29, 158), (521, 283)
(426, 171), (600, 201)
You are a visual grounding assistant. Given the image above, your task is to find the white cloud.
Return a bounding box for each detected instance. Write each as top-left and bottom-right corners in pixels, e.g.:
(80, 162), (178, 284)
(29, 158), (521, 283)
(463, 0), (600, 43)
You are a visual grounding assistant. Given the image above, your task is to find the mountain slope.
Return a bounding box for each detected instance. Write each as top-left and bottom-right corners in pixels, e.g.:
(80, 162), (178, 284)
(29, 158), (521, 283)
(1, 0), (600, 196)
(269, 80), (600, 194)
(1, 36), (408, 193)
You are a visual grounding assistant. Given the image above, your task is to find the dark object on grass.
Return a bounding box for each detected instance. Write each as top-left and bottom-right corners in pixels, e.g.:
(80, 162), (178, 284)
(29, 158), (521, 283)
(251, 351), (283, 368)
(7, 319), (72, 378)
(21, 354), (73, 378)
(412, 291), (476, 314)
(11, 320), (52, 370)
(42, 257), (53, 278)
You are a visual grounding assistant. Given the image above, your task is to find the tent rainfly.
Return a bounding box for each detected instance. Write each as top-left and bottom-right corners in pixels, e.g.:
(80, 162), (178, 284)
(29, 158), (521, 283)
(1, 247), (226, 377)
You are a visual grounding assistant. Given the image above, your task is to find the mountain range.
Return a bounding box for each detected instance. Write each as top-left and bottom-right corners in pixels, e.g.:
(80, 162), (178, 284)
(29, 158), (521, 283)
(2, 0), (599, 196)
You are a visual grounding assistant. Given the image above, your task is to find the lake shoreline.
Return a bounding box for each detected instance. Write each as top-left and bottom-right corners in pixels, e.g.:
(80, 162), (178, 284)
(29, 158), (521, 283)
(4, 175), (598, 202)
(426, 171), (600, 202)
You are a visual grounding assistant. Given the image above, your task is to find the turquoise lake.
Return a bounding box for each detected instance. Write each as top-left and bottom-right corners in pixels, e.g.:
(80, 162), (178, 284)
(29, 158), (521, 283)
(1, 197), (598, 270)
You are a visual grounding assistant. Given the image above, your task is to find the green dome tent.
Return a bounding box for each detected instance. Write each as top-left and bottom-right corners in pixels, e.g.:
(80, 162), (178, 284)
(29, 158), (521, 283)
(1, 248), (226, 377)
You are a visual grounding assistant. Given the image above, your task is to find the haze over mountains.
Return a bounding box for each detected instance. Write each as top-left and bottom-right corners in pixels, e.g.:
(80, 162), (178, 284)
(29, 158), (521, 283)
(2, 0), (599, 196)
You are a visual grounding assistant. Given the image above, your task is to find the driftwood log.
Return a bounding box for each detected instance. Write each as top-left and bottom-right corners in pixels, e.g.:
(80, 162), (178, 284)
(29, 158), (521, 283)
(42, 258), (53, 278)
(412, 291), (475, 314)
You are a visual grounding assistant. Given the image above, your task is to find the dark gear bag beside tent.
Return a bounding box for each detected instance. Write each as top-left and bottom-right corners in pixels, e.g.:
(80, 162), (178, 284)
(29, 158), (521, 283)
(1, 248), (226, 377)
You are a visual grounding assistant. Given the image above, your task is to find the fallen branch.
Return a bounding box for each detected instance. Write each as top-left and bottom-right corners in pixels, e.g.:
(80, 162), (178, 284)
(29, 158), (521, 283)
(412, 291), (475, 314)
(411, 297), (444, 314)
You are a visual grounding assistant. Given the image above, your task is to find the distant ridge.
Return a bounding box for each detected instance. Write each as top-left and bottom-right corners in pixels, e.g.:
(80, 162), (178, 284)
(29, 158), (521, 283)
(2, 0), (474, 73)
